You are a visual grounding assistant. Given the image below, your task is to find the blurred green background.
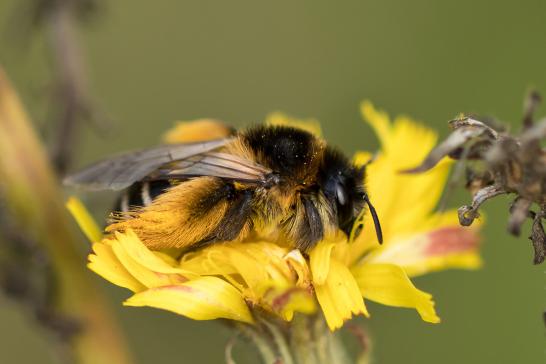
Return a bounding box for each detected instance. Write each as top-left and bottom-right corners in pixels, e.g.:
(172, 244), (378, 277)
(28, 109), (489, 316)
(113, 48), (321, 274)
(1, 0), (545, 363)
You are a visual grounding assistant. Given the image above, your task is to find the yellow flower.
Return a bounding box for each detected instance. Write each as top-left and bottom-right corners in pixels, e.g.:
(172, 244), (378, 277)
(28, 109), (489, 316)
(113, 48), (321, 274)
(67, 103), (481, 331)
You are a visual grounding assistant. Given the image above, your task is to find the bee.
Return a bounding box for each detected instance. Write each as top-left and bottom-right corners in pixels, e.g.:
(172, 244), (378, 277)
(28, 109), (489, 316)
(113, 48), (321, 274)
(65, 121), (382, 252)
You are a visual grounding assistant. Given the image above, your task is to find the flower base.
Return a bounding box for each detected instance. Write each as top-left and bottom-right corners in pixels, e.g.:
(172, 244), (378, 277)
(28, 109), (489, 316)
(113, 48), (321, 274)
(230, 313), (370, 364)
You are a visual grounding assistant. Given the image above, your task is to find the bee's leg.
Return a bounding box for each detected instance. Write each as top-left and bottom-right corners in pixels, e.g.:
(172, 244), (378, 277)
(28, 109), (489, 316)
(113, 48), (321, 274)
(194, 187), (254, 247)
(284, 197), (324, 252)
(107, 177), (250, 250)
(212, 189), (254, 241)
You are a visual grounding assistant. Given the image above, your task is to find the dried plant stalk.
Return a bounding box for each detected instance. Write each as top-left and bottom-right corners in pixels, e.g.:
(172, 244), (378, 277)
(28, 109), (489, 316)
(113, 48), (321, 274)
(0, 67), (133, 364)
(405, 92), (546, 264)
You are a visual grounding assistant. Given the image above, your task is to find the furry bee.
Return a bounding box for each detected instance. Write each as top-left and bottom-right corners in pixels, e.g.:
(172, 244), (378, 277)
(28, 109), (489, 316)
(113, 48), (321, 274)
(65, 121), (382, 252)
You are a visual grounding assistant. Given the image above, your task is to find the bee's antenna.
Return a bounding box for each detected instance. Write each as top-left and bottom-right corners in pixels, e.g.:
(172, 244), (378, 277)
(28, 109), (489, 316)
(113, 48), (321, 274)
(364, 193), (383, 244)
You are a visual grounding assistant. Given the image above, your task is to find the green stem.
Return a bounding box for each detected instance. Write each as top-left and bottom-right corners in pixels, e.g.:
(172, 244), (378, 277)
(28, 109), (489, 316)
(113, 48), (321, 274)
(312, 316), (352, 364)
(233, 313), (370, 364)
(290, 315), (319, 364)
(259, 318), (294, 364)
(235, 323), (277, 364)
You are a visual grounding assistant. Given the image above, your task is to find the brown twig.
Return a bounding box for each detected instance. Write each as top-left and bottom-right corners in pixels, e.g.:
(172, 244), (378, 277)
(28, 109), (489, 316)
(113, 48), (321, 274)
(522, 90), (541, 130)
(48, 1), (88, 175)
(45, 0), (99, 175)
(8, 0), (109, 176)
(530, 208), (546, 264)
(406, 91), (546, 265)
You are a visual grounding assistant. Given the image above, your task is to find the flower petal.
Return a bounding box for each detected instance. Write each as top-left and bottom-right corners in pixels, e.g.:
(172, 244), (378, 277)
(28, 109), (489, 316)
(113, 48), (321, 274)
(309, 240), (336, 285)
(181, 242), (292, 292)
(66, 196), (103, 243)
(365, 212), (482, 277)
(265, 112), (322, 137)
(114, 231), (193, 276)
(124, 276), (254, 323)
(284, 249), (311, 287)
(88, 242), (146, 293)
(268, 288), (316, 321)
(162, 119), (233, 143)
(315, 259), (368, 331)
(360, 101), (444, 221)
(352, 263), (440, 323)
(110, 238), (187, 288)
(360, 100), (391, 148)
(349, 101), (458, 265)
(352, 151), (374, 168)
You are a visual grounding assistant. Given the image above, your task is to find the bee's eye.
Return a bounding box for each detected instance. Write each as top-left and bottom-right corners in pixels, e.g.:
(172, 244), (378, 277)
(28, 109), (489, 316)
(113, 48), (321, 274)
(335, 183), (347, 206)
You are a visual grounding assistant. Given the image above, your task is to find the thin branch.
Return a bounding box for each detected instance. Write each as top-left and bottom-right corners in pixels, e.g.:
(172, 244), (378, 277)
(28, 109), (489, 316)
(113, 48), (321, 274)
(458, 185), (506, 226)
(46, 0), (94, 175)
(530, 208), (546, 264)
(522, 90), (541, 130)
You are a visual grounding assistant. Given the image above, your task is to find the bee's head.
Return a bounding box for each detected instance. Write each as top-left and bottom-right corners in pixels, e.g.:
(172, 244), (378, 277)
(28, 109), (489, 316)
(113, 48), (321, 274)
(319, 148), (383, 244)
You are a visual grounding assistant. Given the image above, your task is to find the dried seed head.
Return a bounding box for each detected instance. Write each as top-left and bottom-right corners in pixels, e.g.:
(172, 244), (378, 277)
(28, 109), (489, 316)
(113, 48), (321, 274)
(406, 92), (546, 265)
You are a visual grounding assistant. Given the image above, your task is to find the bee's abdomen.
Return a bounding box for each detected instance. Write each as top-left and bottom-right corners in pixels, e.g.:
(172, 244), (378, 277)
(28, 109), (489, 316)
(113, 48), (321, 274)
(116, 180), (172, 212)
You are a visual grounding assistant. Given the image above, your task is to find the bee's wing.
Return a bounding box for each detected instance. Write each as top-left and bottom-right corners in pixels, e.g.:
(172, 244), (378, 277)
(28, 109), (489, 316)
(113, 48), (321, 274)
(162, 152), (271, 182)
(64, 138), (233, 191)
